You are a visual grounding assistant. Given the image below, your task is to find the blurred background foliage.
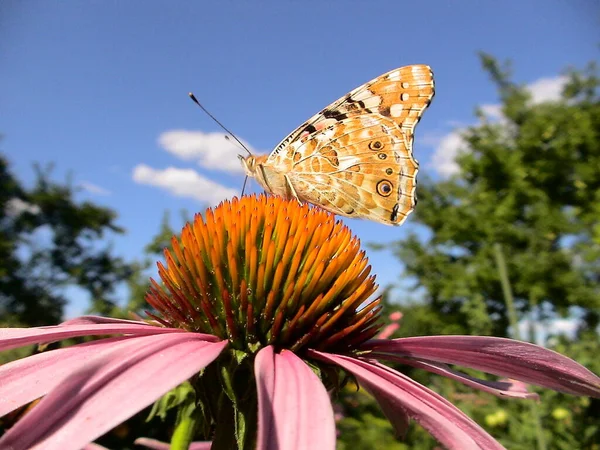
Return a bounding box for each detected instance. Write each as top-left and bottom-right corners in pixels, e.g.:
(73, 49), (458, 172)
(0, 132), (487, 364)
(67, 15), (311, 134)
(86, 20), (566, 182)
(1, 54), (599, 449)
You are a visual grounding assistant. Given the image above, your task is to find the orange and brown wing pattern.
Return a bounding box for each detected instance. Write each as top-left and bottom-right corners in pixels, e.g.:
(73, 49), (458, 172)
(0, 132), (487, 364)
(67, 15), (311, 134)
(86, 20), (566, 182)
(250, 65), (434, 225)
(286, 115), (418, 225)
(269, 64), (434, 164)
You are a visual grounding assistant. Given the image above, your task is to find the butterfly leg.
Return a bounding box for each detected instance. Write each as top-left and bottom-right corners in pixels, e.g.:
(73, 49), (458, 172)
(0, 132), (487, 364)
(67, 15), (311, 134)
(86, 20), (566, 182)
(284, 174), (303, 205)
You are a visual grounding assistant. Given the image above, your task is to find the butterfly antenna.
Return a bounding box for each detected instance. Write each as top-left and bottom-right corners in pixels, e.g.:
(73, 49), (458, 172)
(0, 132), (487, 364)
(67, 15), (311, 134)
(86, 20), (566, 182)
(188, 93), (252, 156)
(224, 135), (250, 154)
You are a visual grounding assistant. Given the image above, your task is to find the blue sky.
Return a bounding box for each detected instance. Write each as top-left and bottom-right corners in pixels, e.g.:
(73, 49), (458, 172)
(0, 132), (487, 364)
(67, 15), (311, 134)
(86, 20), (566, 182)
(1, 1), (598, 318)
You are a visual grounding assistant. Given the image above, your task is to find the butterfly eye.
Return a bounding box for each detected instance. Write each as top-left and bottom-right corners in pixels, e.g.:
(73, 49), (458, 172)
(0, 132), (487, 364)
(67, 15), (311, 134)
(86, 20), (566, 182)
(377, 180), (393, 197)
(386, 168), (393, 175)
(369, 140), (384, 150)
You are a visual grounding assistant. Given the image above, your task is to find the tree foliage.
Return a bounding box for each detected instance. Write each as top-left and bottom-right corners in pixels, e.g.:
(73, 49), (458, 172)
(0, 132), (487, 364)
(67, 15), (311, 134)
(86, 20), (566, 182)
(394, 55), (600, 336)
(0, 154), (135, 326)
(362, 56), (600, 450)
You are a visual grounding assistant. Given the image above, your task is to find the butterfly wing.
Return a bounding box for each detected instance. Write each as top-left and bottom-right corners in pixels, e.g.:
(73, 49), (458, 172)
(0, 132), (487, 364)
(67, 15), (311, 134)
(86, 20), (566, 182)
(284, 115), (418, 225)
(264, 65), (433, 225)
(269, 65), (434, 163)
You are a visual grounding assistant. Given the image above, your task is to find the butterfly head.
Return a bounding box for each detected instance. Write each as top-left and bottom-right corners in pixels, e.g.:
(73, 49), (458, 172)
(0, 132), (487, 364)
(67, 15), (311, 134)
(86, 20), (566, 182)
(239, 154), (284, 195)
(239, 154), (258, 177)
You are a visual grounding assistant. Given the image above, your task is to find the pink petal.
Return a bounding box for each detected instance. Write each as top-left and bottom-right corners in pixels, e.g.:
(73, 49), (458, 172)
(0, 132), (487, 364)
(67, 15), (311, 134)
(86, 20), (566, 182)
(83, 444), (110, 450)
(310, 350), (505, 450)
(0, 334), (227, 450)
(134, 437), (212, 450)
(0, 332), (213, 416)
(0, 321), (219, 352)
(377, 355), (538, 400)
(362, 336), (600, 397)
(60, 315), (154, 326)
(255, 346), (335, 450)
(499, 378), (530, 394)
(1, 335), (126, 416)
(376, 323), (400, 340)
(389, 312), (403, 322)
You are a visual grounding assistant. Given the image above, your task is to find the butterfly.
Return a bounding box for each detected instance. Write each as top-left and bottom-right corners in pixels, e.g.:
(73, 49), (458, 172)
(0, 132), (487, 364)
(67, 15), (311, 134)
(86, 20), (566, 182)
(240, 65), (435, 225)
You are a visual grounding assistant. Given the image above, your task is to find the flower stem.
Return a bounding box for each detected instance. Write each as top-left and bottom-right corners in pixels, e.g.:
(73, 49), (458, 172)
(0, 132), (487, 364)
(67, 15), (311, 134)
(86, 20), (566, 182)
(170, 412), (199, 450)
(493, 243), (520, 340)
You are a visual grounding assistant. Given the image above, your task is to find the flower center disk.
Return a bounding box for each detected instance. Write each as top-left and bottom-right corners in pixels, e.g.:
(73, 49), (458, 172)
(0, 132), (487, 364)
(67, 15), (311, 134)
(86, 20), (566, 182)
(145, 194), (382, 354)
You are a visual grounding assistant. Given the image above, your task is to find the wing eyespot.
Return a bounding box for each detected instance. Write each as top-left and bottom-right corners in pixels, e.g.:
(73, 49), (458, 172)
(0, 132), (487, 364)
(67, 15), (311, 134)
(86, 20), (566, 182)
(376, 180), (393, 197)
(369, 140), (384, 150)
(263, 65), (434, 224)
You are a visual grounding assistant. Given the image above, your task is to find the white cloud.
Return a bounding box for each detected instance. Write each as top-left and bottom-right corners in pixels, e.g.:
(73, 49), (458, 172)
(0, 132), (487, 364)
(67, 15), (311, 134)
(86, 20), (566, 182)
(429, 75), (568, 177)
(80, 181), (111, 196)
(527, 76), (568, 104)
(479, 103), (504, 121)
(158, 130), (260, 174)
(550, 318), (579, 336)
(5, 198), (41, 217)
(518, 317), (579, 345)
(132, 164), (238, 205)
(429, 132), (467, 177)
(478, 75), (568, 122)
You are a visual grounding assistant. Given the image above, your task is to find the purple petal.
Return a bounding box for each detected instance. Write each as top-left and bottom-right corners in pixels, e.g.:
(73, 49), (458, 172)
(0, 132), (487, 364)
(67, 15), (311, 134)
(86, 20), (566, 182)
(0, 334), (227, 450)
(362, 336), (600, 397)
(0, 321), (219, 352)
(310, 350), (506, 450)
(255, 346), (335, 450)
(134, 437), (212, 450)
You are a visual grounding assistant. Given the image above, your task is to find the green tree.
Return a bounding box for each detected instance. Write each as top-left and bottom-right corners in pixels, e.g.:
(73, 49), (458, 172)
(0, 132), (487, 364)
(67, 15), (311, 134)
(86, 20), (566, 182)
(393, 56), (599, 337)
(368, 56), (600, 450)
(0, 154), (135, 326)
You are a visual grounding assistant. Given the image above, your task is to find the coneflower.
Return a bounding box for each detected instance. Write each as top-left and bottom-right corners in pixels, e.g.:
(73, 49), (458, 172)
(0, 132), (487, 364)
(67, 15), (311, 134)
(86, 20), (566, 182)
(1, 195), (598, 450)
